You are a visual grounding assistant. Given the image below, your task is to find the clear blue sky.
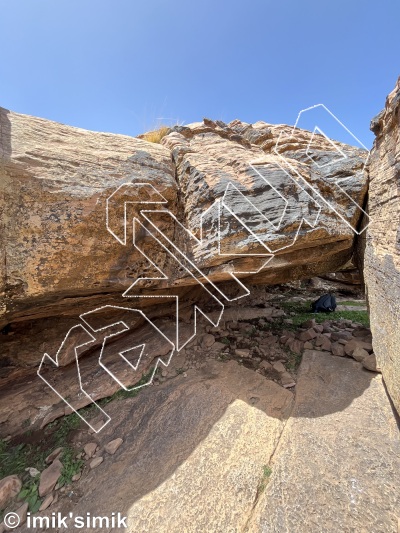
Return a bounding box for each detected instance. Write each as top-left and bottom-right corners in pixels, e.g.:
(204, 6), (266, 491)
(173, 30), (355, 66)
(1, 0), (399, 148)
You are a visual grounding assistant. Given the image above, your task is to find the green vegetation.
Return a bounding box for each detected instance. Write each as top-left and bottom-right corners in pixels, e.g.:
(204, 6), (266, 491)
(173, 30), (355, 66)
(57, 448), (83, 488)
(0, 440), (47, 480)
(285, 349), (303, 372)
(220, 337), (230, 345)
(257, 465), (273, 495)
(279, 301), (370, 328)
(337, 300), (366, 307)
(0, 439), (47, 518)
(18, 480), (41, 513)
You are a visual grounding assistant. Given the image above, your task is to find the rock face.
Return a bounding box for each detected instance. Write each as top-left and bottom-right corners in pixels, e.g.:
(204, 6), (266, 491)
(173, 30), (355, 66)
(28, 354), (400, 533)
(365, 77), (400, 415)
(163, 119), (368, 286)
(0, 106), (177, 330)
(0, 107), (368, 370)
(37, 360), (293, 533)
(246, 351), (400, 533)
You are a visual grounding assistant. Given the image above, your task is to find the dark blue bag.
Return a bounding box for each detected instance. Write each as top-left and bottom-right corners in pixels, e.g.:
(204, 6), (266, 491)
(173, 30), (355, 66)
(311, 293), (337, 313)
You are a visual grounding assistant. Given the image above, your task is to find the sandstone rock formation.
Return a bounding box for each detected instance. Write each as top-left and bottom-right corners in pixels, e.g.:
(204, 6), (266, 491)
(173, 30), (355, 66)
(365, 76), (400, 415)
(246, 351), (400, 533)
(0, 108), (368, 369)
(0, 105), (370, 438)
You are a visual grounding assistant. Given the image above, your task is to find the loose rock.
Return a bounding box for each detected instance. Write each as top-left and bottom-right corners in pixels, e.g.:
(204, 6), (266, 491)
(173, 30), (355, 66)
(39, 493), (54, 511)
(39, 459), (63, 497)
(90, 457), (104, 469)
(84, 442), (98, 459)
(45, 447), (63, 464)
(0, 475), (21, 510)
(104, 438), (123, 455)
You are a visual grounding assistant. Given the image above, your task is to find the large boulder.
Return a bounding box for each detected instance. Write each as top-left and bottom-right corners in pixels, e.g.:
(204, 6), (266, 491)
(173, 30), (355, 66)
(0, 106), (177, 331)
(364, 77), (400, 415)
(163, 118), (368, 286)
(0, 109), (368, 333)
(0, 108), (369, 433)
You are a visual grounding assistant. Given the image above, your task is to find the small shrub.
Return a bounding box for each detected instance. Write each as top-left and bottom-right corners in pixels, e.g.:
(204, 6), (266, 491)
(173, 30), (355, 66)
(141, 126), (169, 144)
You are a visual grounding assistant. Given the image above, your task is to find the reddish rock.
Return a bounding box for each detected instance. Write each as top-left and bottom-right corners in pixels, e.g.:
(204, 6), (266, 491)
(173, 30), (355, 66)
(45, 447), (63, 464)
(298, 329), (317, 342)
(331, 342), (345, 357)
(0, 475), (21, 510)
(39, 459), (62, 497)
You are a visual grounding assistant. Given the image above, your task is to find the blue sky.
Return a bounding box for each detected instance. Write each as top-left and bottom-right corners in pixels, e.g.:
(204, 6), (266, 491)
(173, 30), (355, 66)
(1, 0), (399, 148)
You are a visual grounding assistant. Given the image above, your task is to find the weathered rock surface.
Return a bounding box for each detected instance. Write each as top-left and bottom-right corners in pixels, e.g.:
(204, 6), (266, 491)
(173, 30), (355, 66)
(164, 119), (368, 288)
(246, 351), (400, 533)
(365, 76), (400, 415)
(32, 360), (293, 533)
(0, 107), (177, 329)
(0, 108), (368, 373)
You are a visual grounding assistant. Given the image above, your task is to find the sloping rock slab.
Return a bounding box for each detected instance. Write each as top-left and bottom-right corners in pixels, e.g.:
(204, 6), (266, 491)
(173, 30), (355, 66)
(33, 360), (293, 533)
(247, 350), (400, 533)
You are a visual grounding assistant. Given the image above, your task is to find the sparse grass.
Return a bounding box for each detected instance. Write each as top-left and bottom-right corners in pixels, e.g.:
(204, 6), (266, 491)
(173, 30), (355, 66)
(279, 301), (370, 328)
(220, 337), (230, 345)
(141, 126), (170, 144)
(22, 418), (31, 429)
(285, 349), (303, 372)
(57, 448), (83, 488)
(337, 300), (366, 306)
(52, 412), (81, 447)
(0, 439), (48, 518)
(0, 439), (48, 481)
(257, 465), (272, 495)
(18, 479), (41, 514)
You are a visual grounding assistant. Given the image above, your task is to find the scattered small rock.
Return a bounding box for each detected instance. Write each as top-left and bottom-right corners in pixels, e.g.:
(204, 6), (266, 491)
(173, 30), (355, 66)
(0, 475), (22, 509)
(319, 337), (332, 351)
(331, 342), (345, 357)
(273, 361), (286, 374)
(25, 467), (40, 478)
(362, 354), (381, 373)
(235, 349), (251, 358)
(12, 502), (29, 528)
(84, 442), (98, 459)
(39, 492), (54, 511)
(259, 361), (273, 371)
(90, 457), (104, 469)
(39, 459), (63, 497)
(104, 438), (123, 455)
(72, 472), (82, 482)
(352, 347), (369, 362)
(45, 447), (63, 464)
(298, 328), (317, 342)
(210, 341), (227, 352)
(201, 333), (215, 349)
(280, 372), (296, 388)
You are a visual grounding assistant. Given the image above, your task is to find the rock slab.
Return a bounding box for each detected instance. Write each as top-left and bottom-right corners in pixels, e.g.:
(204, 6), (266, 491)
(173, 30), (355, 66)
(246, 351), (400, 533)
